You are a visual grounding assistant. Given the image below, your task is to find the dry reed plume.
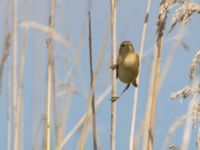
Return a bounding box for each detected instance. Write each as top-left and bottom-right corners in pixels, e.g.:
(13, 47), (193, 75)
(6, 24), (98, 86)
(169, 2), (200, 33)
(169, 50), (200, 149)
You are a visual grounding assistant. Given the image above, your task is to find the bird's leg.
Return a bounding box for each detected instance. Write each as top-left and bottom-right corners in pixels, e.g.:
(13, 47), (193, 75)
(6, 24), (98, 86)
(111, 83), (131, 102)
(119, 83), (130, 97)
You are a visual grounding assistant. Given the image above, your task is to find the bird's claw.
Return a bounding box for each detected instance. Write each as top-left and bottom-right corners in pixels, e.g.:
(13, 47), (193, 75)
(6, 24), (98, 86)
(111, 96), (119, 102)
(110, 64), (118, 70)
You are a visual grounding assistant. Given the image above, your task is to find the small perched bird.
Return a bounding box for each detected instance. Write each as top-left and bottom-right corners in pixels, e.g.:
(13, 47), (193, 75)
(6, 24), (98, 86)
(112, 41), (140, 101)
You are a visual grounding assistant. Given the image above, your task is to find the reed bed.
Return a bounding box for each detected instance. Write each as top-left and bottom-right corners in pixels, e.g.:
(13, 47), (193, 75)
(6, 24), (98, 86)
(0, 0), (199, 149)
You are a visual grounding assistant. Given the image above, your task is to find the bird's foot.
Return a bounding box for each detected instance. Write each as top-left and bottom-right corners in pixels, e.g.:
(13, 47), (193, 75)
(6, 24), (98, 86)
(111, 96), (119, 102)
(110, 64), (118, 70)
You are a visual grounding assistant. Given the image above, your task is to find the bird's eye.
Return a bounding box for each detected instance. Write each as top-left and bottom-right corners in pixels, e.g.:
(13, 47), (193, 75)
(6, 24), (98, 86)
(121, 44), (125, 47)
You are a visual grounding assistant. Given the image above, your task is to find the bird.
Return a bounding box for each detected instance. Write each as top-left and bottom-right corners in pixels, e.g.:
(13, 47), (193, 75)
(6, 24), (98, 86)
(111, 40), (140, 101)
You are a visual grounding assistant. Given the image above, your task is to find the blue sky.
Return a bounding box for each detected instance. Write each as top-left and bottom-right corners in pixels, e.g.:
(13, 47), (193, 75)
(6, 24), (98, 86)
(0, 0), (200, 149)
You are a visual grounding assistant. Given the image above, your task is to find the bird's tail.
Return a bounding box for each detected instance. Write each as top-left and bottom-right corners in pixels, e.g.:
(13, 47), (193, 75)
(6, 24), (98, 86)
(132, 80), (138, 87)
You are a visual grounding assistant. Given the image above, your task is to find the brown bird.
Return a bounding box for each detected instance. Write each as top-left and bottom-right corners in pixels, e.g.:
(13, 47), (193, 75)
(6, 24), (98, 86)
(112, 41), (140, 101)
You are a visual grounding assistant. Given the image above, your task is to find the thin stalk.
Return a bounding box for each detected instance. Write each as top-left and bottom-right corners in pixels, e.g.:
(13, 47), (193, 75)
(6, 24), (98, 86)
(0, 31), (11, 103)
(4, 7), (12, 150)
(7, 46), (11, 150)
(19, 21), (70, 48)
(17, 29), (26, 150)
(88, 11), (98, 150)
(78, 14), (110, 150)
(134, 117), (146, 149)
(129, 0), (152, 149)
(56, 72), (74, 150)
(17, 0), (31, 149)
(12, 0), (19, 149)
(143, 38), (163, 150)
(149, 38), (163, 149)
(45, 0), (55, 150)
(46, 55), (52, 150)
(52, 35), (58, 150)
(32, 116), (44, 150)
(181, 92), (197, 150)
(110, 0), (117, 150)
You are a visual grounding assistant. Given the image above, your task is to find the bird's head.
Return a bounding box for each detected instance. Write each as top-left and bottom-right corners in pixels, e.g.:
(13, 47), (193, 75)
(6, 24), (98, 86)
(119, 41), (134, 54)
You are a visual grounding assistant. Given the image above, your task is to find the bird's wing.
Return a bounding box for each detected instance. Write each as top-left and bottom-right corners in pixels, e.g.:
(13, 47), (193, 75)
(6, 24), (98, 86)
(136, 53), (140, 68)
(135, 53), (140, 77)
(116, 63), (118, 78)
(116, 56), (120, 78)
(132, 53), (140, 87)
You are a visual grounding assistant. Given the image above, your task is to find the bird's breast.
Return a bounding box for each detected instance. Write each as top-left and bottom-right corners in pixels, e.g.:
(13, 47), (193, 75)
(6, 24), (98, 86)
(117, 53), (139, 84)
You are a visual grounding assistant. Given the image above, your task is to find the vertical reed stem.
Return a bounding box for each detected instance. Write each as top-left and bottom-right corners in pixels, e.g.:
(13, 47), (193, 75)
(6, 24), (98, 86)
(88, 11), (98, 150)
(129, 0), (152, 149)
(110, 0), (117, 149)
(7, 54), (11, 150)
(143, 39), (163, 150)
(45, 0), (55, 150)
(12, 0), (19, 149)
